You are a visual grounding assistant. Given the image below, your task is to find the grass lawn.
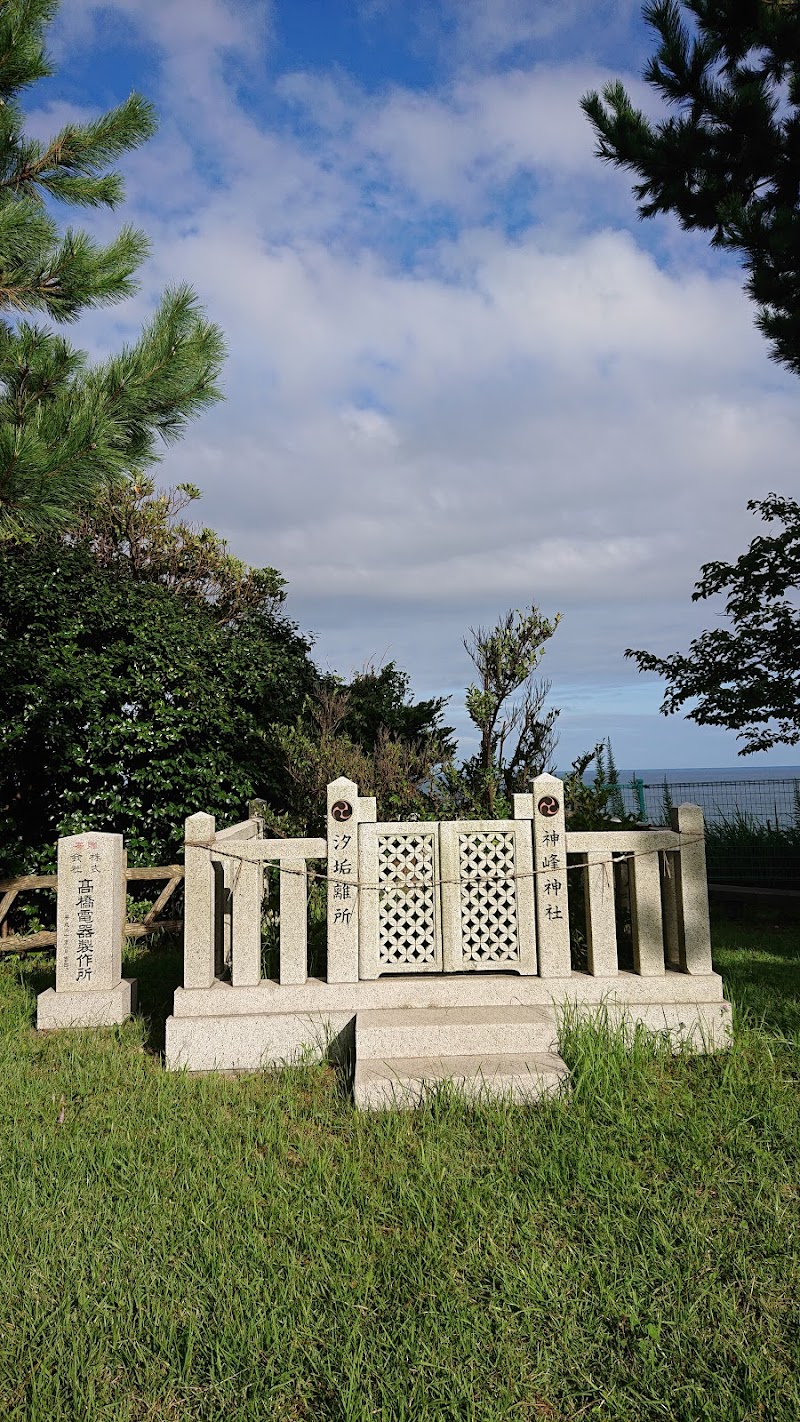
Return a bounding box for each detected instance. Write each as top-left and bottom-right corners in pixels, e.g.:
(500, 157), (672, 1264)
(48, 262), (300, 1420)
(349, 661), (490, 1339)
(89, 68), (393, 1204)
(0, 908), (798, 1422)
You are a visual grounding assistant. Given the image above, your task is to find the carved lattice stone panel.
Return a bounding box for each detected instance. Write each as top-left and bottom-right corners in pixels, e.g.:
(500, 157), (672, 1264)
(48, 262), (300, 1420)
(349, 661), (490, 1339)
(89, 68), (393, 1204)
(377, 832), (439, 969)
(457, 830), (520, 964)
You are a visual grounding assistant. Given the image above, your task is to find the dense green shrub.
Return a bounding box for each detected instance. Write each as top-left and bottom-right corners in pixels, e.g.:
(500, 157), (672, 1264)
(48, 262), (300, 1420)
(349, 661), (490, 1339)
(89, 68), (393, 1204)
(0, 537), (317, 871)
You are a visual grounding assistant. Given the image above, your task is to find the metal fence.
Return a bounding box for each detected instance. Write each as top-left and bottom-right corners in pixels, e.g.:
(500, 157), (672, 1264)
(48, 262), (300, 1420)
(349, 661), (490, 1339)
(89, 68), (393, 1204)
(599, 778), (800, 890)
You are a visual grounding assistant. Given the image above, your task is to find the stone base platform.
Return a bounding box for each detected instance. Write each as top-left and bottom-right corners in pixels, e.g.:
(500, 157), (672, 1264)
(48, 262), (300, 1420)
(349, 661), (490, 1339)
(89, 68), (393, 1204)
(353, 1005), (569, 1108)
(37, 978), (138, 1030)
(355, 1049), (570, 1109)
(165, 972), (733, 1088)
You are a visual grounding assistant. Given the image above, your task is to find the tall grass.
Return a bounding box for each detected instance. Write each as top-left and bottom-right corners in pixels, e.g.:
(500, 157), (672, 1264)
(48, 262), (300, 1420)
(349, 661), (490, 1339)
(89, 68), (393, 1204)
(703, 810), (800, 888)
(1, 916), (798, 1422)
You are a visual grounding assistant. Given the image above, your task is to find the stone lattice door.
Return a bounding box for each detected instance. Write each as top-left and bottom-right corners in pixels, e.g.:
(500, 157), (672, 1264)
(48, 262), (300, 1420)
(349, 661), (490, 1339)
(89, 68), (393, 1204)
(357, 819), (537, 979)
(358, 822), (442, 977)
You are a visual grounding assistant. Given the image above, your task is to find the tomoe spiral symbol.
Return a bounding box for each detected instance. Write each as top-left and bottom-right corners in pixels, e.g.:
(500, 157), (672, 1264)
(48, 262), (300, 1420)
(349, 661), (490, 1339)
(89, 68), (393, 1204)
(331, 800), (353, 822)
(537, 795), (560, 818)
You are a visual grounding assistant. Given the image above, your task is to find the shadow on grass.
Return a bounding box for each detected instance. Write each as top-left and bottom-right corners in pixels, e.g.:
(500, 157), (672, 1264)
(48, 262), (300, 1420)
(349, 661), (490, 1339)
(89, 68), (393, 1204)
(123, 935), (183, 1056)
(12, 934), (183, 1058)
(711, 903), (800, 1042)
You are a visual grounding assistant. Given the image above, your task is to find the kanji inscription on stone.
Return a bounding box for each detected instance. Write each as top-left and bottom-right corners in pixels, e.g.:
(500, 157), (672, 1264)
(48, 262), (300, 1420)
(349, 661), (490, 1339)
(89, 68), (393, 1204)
(57, 833), (125, 993)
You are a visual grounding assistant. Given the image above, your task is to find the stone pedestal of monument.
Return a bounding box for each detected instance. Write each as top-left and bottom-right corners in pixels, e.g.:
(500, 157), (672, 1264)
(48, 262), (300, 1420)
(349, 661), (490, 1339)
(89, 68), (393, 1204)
(37, 832), (137, 1029)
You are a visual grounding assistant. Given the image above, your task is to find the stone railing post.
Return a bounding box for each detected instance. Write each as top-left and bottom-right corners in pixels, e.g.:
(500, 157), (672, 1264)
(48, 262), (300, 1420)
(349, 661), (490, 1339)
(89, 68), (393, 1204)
(230, 859), (263, 987)
(628, 841), (666, 976)
(183, 811), (216, 989)
(660, 851), (682, 969)
(531, 774), (572, 977)
(583, 848), (619, 976)
(37, 831), (136, 1029)
(326, 777), (360, 983)
(670, 803), (713, 975)
(279, 860), (307, 986)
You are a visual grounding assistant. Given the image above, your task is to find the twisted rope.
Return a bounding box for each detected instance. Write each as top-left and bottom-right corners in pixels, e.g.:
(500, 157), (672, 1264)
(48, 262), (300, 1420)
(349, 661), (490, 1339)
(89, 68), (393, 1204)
(184, 830), (704, 894)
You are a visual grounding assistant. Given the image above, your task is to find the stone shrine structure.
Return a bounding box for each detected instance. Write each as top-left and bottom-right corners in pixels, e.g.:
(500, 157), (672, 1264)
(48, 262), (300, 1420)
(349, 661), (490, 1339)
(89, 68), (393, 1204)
(165, 775), (732, 1107)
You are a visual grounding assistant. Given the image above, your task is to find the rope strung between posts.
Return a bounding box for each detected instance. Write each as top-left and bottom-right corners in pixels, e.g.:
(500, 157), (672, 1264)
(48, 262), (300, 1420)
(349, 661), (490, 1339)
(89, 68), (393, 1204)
(183, 831), (706, 894)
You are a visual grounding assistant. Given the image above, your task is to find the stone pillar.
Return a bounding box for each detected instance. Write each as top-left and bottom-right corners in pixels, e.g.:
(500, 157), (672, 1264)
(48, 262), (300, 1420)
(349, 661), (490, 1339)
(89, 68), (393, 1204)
(183, 811), (216, 989)
(670, 803), (713, 975)
(279, 860), (308, 986)
(37, 832), (136, 1029)
(629, 845), (665, 976)
(531, 775), (572, 977)
(584, 850), (618, 976)
(230, 861), (263, 988)
(660, 851), (682, 970)
(509, 796), (539, 975)
(326, 777), (360, 984)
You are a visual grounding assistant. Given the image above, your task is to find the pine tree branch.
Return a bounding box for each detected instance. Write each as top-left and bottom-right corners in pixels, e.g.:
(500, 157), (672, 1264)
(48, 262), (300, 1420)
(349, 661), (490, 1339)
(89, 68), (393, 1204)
(0, 95), (157, 204)
(0, 2), (226, 539)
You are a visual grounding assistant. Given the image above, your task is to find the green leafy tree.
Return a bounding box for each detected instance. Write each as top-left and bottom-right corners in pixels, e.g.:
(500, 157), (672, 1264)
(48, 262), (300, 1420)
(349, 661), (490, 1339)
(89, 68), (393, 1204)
(0, 479), (459, 865)
(599, 737), (627, 818)
(626, 493), (800, 752)
(562, 743), (642, 830)
(269, 674), (455, 834)
(583, 3), (800, 751)
(0, 484), (318, 873)
(582, 0), (800, 376)
(0, 0), (224, 537)
(70, 474), (281, 622)
(457, 606), (561, 818)
(339, 662), (455, 758)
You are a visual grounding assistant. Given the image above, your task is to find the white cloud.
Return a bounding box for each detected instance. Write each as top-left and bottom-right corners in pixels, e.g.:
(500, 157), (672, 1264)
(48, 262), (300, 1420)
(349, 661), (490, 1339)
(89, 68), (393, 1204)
(276, 62), (651, 224)
(44, 3), (800, 766)
(54, 0), (263, 69)
(359, 0), (643, 69)
(448, 0), (586, 55)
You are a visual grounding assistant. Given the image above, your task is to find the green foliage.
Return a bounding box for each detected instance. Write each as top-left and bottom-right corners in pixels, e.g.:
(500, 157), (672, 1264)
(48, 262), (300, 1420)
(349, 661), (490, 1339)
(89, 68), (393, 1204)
(0, 0), (224, 537)
(339, 661), (455, 758)
(584, 8), (800, 754)
(461, 606), (561, 817)
(601, 736), (627, 818)
(703, 805), (800, 887)
(562, 741), (643, 830)
(627, 493), (800, 753)
(269, 678), (452, 834)
(582, 0), (800, 377)
(711, 898), (800, 1039)
(0, 480), (468, 866)
(0, 486), (319, 872)
(70, 473), (286, 620)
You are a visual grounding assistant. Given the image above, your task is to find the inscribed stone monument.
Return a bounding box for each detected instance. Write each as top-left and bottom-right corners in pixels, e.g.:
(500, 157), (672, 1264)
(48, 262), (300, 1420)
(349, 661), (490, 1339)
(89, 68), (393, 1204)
(37, 832), (137, 1028)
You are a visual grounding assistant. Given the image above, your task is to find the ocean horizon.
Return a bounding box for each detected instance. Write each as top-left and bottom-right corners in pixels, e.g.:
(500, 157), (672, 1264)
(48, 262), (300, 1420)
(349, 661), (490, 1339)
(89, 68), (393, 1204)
(612, 765), (800, 784)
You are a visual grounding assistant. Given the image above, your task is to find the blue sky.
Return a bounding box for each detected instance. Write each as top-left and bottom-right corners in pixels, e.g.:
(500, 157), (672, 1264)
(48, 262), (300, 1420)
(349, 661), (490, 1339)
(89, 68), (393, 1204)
(29, 0), (800, 770)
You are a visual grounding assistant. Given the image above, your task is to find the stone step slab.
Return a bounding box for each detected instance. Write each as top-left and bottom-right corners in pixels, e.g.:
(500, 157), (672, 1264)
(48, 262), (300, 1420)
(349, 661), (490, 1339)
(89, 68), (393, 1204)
(355, 1004), (558, 1060)
(354, 1050), (570, 1110)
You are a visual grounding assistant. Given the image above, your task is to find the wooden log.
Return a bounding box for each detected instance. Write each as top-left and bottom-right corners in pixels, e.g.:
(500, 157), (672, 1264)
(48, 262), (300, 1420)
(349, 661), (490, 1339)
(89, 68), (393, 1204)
(142, 875), (182, 924)
(0, 874), (57, 891)
(124, 865), (185, 882)
(0, 889), (18, 929)
(124, 920), (183, 939)
(0, 867), (183, 891)
(0, 931), (57, 951)
(0, 860), (184, 956)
